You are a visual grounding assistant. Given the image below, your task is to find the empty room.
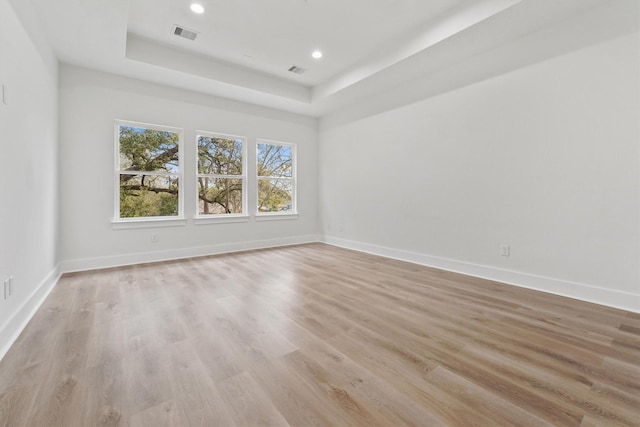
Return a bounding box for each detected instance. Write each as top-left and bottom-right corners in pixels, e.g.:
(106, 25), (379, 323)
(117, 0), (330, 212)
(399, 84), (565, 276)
(1, 0), (639, 425)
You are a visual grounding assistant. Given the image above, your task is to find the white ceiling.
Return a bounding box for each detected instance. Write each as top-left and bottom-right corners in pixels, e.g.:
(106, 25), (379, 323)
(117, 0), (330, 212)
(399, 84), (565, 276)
(28, 0), (640, 117)
(128, 0), (468, 87)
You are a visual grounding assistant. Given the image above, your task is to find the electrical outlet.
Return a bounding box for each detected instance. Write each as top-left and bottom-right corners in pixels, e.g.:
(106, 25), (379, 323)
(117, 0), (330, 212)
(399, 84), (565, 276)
(151, 233), (158, 243)
(500, 244), (510, 257)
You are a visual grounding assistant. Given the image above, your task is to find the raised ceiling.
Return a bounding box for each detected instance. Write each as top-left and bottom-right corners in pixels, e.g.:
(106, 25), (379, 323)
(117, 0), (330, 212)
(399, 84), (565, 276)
(128, 0), (468, 87)
(28, 0), (640, 117)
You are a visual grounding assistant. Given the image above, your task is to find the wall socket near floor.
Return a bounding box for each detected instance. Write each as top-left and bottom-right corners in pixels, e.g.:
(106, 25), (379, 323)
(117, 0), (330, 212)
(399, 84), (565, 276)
(151, 233), (158, 243)
(3, 276), (14, 300)
(500, 244), (510, 257)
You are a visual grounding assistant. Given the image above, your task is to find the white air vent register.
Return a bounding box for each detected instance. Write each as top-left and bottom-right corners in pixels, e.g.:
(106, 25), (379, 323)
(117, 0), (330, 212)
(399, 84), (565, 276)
(173, 25), (199, 41)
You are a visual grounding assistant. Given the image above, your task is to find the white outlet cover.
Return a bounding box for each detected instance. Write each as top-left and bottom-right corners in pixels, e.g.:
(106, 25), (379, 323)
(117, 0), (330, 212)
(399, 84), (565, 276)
(500, 244), (510, 256)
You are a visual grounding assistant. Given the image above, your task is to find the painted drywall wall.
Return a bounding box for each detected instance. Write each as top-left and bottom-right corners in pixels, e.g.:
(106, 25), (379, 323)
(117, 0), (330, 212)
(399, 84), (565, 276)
(58, 65), (319, 270)
(319, 32), (640, 311)
(0, 0), (59, 357)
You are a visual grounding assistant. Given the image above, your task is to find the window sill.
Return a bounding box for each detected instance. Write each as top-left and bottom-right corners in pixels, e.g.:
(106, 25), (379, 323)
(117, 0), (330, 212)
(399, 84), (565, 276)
(255, 213), (299, 222)
(112, 218), (187, 229)
(194, 215), (250, 225)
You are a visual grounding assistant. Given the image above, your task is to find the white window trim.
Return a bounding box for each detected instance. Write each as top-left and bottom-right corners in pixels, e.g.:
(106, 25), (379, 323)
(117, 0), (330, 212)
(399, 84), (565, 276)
(195, 131), (248, 218)
(113, 120), (185, 226)
(256, 139), (297, 217)
(193, 214), (250, 225)
(112, 218), (187, 229)
(255, 213), (299, 221)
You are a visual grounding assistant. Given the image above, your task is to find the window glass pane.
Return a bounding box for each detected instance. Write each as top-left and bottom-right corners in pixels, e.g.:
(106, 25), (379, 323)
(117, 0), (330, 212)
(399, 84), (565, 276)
(198, 136), (243, 175)
(119, 126), (179, 173)
(198, 178), (243, 215)
(120, 174), (179, 218)
(258, 179), (292, 213)
(257, 143), (292, 178)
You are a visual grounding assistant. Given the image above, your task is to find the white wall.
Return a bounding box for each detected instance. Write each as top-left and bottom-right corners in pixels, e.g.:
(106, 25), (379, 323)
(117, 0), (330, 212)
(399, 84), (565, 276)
(0, 0), (59, 358)
(319, 32), (640, 312)
(58, 65), (319, 270)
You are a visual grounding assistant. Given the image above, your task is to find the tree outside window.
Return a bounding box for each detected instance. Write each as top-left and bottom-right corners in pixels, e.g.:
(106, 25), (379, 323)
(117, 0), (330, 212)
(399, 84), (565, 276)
(197, 134), (246, 215)
(116, 123), (182, 219)
(257, 141), (296, 214)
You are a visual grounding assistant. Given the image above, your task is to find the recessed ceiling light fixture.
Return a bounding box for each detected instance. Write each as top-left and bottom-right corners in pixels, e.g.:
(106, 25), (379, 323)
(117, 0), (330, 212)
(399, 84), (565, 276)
(312, 50), (323, 59)
(190, 3), (205, 14)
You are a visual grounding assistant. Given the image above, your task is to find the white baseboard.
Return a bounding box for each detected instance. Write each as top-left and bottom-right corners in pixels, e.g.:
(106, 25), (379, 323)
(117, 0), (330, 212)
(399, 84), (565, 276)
(59, 234), (322, 273)
(323, 235), (640, 314)
(0, 266), (61, 363)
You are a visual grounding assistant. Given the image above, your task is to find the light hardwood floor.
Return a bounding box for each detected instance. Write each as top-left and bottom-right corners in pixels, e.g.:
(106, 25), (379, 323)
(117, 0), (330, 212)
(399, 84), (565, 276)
(0, 243), (639, 426)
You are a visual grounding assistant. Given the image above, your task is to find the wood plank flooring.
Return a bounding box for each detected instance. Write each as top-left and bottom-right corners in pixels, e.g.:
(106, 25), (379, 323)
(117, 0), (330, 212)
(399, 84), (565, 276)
(1, 243), (639, 426)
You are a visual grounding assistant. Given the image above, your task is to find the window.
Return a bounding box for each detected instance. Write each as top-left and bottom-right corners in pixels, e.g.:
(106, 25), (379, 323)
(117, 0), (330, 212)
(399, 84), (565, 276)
(115, 121), (183, 221)
(257, 140), (296, 214)
(197, 133), (246, 216)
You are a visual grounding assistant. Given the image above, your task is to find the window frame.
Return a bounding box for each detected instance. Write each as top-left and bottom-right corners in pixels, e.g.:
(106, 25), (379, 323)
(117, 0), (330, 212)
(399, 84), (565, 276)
(256, 139), (297, 217)
(195, 131), (248, 220)
(113, 120), (185, 226)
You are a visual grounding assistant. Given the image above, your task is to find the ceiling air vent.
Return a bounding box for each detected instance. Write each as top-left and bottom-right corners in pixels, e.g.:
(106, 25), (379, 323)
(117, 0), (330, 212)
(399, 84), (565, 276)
(288, 65), (306, 75)
(173, 25), (199, 41)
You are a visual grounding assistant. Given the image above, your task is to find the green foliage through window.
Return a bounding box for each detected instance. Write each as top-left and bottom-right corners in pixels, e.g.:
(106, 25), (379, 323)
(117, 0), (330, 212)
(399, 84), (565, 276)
(257, 142), (294, 213)
(197, 135), (244, 215)
(116, 124), (296, 219)
(117, 125), (181, 219)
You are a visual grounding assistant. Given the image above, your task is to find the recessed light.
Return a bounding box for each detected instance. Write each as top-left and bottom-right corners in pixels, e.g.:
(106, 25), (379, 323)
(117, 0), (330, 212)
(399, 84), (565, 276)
(312, 50), (323, 59)
(190, 3), (205, 14)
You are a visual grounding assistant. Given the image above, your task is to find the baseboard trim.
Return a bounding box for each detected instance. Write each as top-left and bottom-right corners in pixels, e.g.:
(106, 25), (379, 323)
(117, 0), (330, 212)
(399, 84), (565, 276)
(0, 266), (61, 363)
(323, 236), (640, 313)
(59, 234), (322, 273)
